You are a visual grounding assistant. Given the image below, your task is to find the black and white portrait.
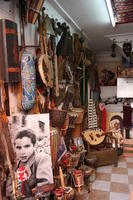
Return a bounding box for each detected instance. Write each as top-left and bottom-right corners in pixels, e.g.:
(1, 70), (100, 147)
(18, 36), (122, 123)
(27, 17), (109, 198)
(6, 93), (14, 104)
(6, 114), (53, 199)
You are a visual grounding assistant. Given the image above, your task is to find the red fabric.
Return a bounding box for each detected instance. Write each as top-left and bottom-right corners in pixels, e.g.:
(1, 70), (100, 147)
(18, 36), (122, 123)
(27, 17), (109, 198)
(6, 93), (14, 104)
(17, 165), (29, 195)
(99, 103), (106, 132)
(101, 108), (106, 132)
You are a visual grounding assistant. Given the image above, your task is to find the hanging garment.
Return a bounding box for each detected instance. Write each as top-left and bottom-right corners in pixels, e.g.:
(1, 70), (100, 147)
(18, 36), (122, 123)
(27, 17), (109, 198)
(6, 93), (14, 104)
(99, 103), (106, 132)
(123, 103), (131, 139)
(123, 104), (131, 129)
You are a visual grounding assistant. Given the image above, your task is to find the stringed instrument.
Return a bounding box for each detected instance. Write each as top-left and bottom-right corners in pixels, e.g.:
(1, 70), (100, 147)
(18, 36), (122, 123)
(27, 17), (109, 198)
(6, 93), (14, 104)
(38, 10), (53, 88)
(83, 129), (105, 146)
(49, 25), (59, 96)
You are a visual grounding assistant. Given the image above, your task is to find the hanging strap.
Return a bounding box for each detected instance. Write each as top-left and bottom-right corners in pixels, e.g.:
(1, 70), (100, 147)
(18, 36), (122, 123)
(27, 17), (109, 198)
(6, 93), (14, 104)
(19, 0), (26, 50)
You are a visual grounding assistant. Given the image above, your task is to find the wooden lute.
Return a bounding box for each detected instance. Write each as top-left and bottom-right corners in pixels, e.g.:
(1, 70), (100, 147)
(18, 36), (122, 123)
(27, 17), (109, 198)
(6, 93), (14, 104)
(83, 129), (105, 145)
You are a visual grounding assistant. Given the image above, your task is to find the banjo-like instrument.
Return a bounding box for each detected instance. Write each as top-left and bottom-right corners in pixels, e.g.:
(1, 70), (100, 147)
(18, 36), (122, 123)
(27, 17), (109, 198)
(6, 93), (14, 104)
(83, 129), (105, 146)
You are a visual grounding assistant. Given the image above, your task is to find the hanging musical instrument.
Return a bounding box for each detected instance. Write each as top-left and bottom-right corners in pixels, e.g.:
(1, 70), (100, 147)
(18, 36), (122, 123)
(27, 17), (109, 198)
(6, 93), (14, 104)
(38, 10), (53, 88)
(27, 0), (44, 24)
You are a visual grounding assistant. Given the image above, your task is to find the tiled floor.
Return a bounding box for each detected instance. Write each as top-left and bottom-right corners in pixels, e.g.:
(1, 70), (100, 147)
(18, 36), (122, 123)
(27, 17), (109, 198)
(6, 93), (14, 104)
(89, 155), (133, 200)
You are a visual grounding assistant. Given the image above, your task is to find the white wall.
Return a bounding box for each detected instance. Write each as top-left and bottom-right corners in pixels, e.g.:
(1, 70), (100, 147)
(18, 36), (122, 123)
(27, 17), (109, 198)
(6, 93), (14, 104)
(45, 1), (76, 34)
(97, 51), (123, 112)
(0, 0), (78, 48)
(0, 1), (15, 20)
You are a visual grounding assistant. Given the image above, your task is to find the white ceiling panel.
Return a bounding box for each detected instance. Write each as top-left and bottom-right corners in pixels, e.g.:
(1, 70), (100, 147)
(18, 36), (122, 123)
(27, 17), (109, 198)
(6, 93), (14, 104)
(47, 0), (133, 53)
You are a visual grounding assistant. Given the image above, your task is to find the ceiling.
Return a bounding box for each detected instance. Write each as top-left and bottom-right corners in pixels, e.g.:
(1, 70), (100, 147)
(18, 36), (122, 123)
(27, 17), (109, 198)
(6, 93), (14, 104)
(47, 0), (133, 54)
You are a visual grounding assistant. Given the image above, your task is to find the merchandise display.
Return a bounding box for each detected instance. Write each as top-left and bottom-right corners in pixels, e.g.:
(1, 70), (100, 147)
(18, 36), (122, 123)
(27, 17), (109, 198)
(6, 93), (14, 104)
(1, 1), (133, 199)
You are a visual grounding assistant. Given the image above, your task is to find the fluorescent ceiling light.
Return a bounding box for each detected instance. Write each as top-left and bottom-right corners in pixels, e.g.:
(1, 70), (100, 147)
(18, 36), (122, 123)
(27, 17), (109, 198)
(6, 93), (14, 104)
(105, 0), (116, 27)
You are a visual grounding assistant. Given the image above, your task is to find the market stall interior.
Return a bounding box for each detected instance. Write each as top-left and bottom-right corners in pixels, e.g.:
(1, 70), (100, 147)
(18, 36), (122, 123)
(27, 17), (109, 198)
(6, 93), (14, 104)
(0, 0), (133, 199)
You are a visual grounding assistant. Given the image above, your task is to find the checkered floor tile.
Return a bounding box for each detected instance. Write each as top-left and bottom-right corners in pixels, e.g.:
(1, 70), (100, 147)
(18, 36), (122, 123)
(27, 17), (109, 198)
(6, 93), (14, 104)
(88, 155), (133, 200)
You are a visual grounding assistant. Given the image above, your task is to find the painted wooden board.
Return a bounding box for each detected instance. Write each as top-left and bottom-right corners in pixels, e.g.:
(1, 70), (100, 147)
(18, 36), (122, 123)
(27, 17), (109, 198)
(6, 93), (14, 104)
(21, 52), (36, 110)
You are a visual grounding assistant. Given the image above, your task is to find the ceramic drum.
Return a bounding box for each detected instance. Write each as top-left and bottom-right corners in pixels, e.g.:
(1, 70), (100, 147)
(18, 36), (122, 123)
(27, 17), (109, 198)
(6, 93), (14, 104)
(50, 127), (59, 168)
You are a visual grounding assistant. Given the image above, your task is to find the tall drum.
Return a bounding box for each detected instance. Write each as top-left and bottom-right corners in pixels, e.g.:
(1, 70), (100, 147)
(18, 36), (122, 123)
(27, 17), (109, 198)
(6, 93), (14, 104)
(70, 108), (84, 124)
(70, 108), (84, 138)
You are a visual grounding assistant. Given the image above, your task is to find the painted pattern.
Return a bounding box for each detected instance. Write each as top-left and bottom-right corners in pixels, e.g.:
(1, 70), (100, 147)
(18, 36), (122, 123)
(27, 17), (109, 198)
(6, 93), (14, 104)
(21, 52), (36, 110)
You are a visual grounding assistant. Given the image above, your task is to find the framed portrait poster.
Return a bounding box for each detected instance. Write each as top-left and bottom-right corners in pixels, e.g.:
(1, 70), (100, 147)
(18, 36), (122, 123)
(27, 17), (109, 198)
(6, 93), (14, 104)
(106, 112), (123, 144)
(7, 114), (53, 199)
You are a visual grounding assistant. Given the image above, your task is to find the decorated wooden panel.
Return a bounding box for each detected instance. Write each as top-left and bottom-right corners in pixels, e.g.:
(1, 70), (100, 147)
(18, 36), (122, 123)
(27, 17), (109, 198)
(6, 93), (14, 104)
(21, 52), (36, 111)
(0, 19), (20, 82)
(112, 0), (133, 24)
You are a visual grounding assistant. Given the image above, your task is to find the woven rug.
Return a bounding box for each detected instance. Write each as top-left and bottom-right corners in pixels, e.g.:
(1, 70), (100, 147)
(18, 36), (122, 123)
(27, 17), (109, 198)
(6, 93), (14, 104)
(123, 139), (133, 157)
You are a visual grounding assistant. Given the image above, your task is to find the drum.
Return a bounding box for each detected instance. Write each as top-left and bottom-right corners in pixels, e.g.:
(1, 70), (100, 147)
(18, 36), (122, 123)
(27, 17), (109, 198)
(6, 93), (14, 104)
(54, 187), (64, 200)
(68, 111), (78, 128)
(50, 127), (59, 168)
(70, 108), (84, 124)
(64, 187), (74, 200)
(72, 170), (84, 188)
(72, 124), (82, 138)
(50, 109), (69, 135)
(80, 165), (94, 187)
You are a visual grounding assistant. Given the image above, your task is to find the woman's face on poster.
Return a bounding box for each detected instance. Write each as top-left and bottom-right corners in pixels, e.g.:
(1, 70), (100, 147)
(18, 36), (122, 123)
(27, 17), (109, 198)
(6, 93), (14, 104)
(15, 136), (34, 163)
